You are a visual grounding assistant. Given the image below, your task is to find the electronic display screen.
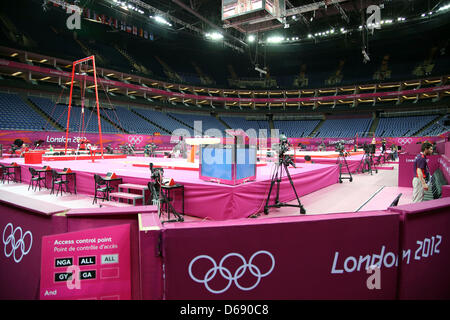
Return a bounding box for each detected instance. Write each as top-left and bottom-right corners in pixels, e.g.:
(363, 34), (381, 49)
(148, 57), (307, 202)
(222, 0), (264, 20)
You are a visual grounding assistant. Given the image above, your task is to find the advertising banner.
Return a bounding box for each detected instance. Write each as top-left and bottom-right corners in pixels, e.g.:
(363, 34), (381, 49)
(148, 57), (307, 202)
(39, 224), (131, 300)
(0, 203), (66, 299)
(0, 130), (174, 150)
(288, 136), (440, 148)
(390, 198), (450, 299)
(162, 211), (400, 299)
(398, 154), (440, 187)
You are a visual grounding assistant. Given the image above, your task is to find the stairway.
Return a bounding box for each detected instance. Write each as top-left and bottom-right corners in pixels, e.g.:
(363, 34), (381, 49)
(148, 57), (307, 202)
(0, 13), (36, 48)
(309, 119), (325, 137)
(216, 115), (231, 130)
(413, 115), (444, 136)
(109, 183), (149, 206)
(368, 116), (380, 136)
(269, 118), (275, 131)
(155, 56), (183, 83)
(326, 60), (344, 85)
(130, 109), (172, 134)
(24, 96), (64, 131)
(167, 114), (194, 131)
(114, 45), (151, 75)
(74, 39), (95, 61)
(373, 55), (392, 81)
(192, 61), (214, 86)
(99, 112), (127, 134)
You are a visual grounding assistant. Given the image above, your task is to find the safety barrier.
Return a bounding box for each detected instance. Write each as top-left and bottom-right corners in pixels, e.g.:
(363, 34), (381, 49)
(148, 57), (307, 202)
(0, 190), (449, 299)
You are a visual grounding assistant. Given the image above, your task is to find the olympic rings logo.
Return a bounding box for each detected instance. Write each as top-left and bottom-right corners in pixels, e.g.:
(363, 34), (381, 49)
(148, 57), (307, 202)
(128, 135), (143, 145)
(2, 223), (33, 263)
(188, 251), (275, 294)
(397, 138), (413, 145)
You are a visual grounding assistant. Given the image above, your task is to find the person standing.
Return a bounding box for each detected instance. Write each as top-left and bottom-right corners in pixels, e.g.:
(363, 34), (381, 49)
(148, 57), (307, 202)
(412, 142), (433, 203)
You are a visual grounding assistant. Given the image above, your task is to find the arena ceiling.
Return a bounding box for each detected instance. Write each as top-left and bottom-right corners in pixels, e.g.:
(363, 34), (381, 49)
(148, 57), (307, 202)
(99, 0), (448, 50)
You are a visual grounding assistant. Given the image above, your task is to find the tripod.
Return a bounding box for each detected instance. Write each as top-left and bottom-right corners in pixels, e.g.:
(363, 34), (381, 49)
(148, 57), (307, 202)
(148, 181), (184, 223)
(374, 150), (386, 166)
(356, 152), (378, 174)
(264, 154), (306, 215)
(148, 164), (184, 223)
(336, 151), (353, 183)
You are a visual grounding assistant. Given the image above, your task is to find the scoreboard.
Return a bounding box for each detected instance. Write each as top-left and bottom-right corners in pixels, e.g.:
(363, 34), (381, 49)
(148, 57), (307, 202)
(222, 0), (285, 20)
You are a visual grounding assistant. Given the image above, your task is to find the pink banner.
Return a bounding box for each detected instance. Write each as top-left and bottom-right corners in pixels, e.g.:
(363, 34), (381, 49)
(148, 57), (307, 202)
(0, 202), (66, 299)
(40, 224), (131, 300)
(161, 211), (400, 299)
(398, 154), (440, 187)
(289, 137), (441, 147)
(1, 58), (449, 103)
(389, 198), (450, 299)
(0, 130), (174, 150)
(139, 213), (164, 300)
(1, 130), (440, 154)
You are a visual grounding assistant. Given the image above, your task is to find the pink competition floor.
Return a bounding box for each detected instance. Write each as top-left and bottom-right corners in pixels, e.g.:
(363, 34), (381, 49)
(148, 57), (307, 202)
(0, 156), (339, 220)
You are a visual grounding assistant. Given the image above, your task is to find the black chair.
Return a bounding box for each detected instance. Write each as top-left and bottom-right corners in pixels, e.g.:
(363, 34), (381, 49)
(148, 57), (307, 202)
(51, 169), (69, 196)
(93, 174), (113, 204)
(28, 167), (45, 191)
(0, 164), (15, 184)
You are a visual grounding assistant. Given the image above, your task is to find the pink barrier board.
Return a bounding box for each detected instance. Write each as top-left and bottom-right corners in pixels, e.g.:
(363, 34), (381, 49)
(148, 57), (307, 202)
(161, 211), (400, 299)
(398, 154), (440, 187)
(40, 224), (132, 300)
(389, 198), (450, 299)
(138, 213), (164, 300)
(438, 155), (450, 184)
(0, 198), (66, 299)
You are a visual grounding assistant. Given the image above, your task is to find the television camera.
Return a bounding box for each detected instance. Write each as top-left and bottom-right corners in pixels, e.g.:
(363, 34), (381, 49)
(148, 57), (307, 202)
(362, 143), (376, 155)
(264, 134), (305, 215)
(120, 143), (135, 155)
(278, 134), (296, 168)
(334, 140), (349, 156)
(148, 163), (183, 223)
(144, 143), (157, 157)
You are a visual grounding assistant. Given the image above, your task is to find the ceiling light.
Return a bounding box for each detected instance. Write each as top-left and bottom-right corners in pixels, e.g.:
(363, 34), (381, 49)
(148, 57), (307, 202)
(152, 16), (172, 27)
(267, 36), (284, 43)
(248, 35), (256, 42)
(206, 32), (224, 40)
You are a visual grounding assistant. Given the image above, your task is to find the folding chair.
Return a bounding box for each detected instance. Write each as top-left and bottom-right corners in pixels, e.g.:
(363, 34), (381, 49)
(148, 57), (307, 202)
(51, 169), (69, 196)
(93, 174), (113, 204)
(28, 167), (45, 191)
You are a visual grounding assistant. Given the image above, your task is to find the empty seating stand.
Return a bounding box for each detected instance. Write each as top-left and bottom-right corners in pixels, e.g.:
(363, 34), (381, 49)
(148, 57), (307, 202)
(376, 115), (438, 137)
(274, 120), (320, 137)
(315, 118), (373, 138)
(0, 93), (51, 131)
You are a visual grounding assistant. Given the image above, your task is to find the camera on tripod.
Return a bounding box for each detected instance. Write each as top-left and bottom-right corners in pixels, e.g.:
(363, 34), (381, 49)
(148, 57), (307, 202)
(279, 134), (290, 154)
(264, 134), (305, 215)
(148, 163), (183, 223)
(278, 134), (296, 168)
(335, 140), (345, 153)
(363, 143), (376, 155)
(150, 163), (164, 184)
